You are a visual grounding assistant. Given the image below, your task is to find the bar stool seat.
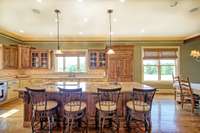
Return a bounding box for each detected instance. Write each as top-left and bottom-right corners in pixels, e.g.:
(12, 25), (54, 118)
(96, 101), (116, 111)
(64, 101), (86, 112)
(34, 100), (58, 111)
(126, 100), (150, 112)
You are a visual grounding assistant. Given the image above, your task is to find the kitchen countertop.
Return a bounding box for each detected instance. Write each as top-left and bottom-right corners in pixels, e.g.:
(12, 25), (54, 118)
(15, 81), (156, 93)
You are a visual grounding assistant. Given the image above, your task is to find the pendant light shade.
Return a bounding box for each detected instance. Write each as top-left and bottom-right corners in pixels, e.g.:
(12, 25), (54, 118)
(107, 48), (115, 54)
(54, 9), (62, 54)
(106, 9), (115, 55)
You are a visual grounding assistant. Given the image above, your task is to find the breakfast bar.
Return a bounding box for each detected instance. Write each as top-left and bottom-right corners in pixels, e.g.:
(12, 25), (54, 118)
(16, 81), (156, 127)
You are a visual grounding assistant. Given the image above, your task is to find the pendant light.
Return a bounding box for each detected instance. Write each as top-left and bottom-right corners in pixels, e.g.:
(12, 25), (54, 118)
(55, 9), (62, 54)
(107, 9), (115, 55)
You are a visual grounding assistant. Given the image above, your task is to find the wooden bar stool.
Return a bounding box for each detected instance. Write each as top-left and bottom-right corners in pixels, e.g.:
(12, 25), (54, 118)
(59, 88), (88, 133)
(126, 88), (156, 133)
(26, 87), (58, 133)
(95, 87), (121, 133)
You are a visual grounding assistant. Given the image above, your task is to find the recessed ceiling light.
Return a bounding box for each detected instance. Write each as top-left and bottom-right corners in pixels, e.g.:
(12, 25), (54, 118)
(37, 0), (42, 3)
(78, 0), (83, 2)
(120, 0), (125, 3)
(83, 18), (88, 23)
(141, 29), (145, 33)
(19, 30), (24, 33)
(49, 32), (53, 36)
(113, 18), (117, 22)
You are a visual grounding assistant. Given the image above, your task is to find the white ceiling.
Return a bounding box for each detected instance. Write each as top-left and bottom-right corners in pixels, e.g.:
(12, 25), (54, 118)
(0, 0), (200, 40)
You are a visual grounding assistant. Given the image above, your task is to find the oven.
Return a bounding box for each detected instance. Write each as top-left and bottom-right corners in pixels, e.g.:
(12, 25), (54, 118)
(0, 81), (7, 102)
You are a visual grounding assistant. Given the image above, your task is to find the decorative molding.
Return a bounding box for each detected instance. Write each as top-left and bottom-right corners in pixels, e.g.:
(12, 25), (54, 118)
(184, 33), (200, 44)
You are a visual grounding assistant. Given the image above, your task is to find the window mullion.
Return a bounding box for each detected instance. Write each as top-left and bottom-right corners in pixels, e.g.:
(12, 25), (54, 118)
(158, 60), (161, 80)
(77, 56), (80, 72)
(63, 57), (66, 72)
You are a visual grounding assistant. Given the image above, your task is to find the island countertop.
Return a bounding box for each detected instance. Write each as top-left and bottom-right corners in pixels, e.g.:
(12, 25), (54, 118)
(15, 81), (156, 93)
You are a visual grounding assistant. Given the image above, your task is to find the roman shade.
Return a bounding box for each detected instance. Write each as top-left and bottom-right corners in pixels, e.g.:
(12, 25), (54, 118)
(143, 48), (178, 59)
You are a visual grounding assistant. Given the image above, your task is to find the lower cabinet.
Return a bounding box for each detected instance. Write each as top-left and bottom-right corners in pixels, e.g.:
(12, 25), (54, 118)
(19, 79), (32, 88)
(6, 80), (19, 101)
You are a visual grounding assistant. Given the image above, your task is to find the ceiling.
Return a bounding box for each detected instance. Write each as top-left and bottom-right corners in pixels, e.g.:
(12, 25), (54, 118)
(0, 0), (200, 41)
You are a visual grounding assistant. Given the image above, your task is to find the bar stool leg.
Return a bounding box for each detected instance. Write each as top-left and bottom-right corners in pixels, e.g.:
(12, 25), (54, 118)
(47, 116), (52, 133)
(31, 111), (35, 133)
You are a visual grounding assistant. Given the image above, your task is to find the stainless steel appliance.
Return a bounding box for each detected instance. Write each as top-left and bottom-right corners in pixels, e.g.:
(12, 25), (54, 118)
(0, 81), (7, 102)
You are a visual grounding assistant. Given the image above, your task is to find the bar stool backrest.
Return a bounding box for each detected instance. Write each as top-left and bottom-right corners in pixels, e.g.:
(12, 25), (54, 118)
(97, 88), (121, 111)
(59, 88), (83, 112)
(26, 87), (47, 111)
(131, 88), (156, 113)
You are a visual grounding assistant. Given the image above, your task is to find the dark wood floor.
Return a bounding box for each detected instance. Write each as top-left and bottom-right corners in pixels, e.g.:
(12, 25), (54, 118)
(1, 95), (200, 133)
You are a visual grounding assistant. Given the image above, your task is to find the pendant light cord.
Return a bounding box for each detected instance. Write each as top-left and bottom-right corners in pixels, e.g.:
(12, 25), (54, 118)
(109, 10), (112, 49)
(55, 9), (60, 50)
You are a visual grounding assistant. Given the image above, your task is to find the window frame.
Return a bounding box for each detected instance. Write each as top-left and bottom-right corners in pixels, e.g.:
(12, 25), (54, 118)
(54, 50), (87, 73)
(142, 46), (180, 82)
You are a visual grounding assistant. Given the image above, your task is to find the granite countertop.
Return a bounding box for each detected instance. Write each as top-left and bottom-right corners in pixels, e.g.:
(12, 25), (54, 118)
(15, 81), (155, 93)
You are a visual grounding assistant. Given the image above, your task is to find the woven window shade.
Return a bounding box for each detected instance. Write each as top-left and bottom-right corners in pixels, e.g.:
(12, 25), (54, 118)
(55, 51), (86, 57)
(143, 48), (178, 59)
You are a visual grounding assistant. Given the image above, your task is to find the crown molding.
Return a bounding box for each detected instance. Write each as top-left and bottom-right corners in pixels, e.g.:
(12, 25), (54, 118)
(184, 33), (200, 43)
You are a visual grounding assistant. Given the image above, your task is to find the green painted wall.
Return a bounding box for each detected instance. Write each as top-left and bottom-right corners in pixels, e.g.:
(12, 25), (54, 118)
(180, 39), (200, 82)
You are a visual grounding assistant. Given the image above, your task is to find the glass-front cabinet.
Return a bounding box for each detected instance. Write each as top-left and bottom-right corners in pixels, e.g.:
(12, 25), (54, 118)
(88, 50), (106, 69)
(31, 49), (51, 69)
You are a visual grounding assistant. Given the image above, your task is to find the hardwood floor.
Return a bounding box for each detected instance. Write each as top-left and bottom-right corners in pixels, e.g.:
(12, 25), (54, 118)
(0, 95), (200, 133)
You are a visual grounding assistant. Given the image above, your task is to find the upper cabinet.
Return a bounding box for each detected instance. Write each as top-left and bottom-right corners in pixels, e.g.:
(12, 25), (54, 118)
(31, 49), (51, 69)
(0, 44), (52, 69)
(107, 45), (134, 82)
(88, 50), (106, 69)
(18, 45), (30, 69)
(3, 45), (18, 69)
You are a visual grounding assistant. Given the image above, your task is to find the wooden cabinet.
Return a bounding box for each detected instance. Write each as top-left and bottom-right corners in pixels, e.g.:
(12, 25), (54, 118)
(31, 49), (51, 69)
(18, 46), (30, 68)
(88, 50), (106, 69)
(3, 45), (18, 69)
(6, 80), (19, 101)
(107, 46), (133, 82)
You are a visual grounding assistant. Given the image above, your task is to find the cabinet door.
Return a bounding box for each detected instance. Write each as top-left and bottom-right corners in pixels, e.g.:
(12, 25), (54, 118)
(10, 47), (18, 68)
(89, 50), (106, 69)
(31, 52), (40, 68)
(3, 47), (10, 68)
(7, 80), (19, 101)
(31, 50), (50, 69)
(21, 47), (30, 68)
(107, 58), (118, 81)
(3, 46), (18, 68)
(107, 46), (133, 82)
(118, 56), (133, 81)
(40, 52), (48, 68)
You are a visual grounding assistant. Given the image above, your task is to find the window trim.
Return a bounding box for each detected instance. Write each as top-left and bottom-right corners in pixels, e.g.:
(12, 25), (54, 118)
(141, 46), (180, 82)
(54, 50), (88, 73)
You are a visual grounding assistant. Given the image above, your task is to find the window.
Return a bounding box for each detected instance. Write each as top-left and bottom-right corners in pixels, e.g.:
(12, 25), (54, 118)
(55, 51), (86, 73)
(143, 48), (178, 81)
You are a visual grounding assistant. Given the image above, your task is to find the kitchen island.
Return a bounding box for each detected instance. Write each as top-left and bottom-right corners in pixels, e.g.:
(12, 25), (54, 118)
(15, 81), (156, 127)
